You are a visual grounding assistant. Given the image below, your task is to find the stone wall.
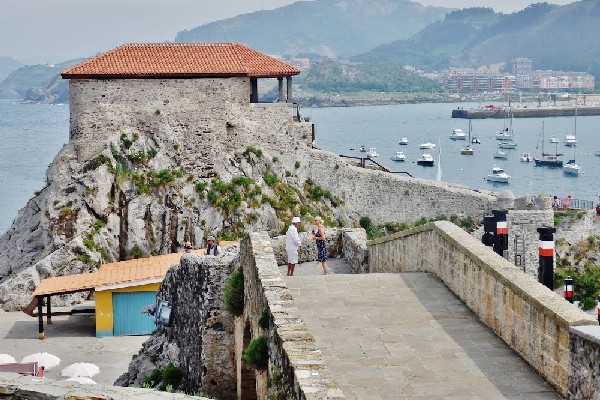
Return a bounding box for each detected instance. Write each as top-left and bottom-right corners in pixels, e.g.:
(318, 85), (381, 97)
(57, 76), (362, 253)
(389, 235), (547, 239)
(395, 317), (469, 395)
(506, 209), (554, 278)
(238, 232), (345, 399)
(569, 325), (600, 399)
(367, 221), (598, 397)
(0, 372), (211, 400)
(340, 228), (368, 274)
(116, 248), (239, 399)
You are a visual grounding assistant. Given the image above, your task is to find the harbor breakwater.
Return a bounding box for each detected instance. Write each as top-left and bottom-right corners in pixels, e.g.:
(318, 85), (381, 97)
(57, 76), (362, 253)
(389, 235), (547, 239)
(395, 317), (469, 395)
(452, 105), (600, 119)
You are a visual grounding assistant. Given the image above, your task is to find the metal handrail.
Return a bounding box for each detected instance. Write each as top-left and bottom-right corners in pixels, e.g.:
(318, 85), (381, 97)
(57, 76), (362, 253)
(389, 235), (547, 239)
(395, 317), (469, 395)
(338, 155), (413, 177)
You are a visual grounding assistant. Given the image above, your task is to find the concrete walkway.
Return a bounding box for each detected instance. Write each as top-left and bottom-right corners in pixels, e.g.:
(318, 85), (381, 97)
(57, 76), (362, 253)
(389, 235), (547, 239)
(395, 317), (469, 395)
(286, 272), (562, 400)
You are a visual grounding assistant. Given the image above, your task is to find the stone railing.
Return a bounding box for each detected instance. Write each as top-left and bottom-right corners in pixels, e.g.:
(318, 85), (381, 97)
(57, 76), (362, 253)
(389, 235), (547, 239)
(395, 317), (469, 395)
(237, 232), (345, 400)
(367, 221), (598, 398)
(0, 372), (208, 400)
(569, 325), (600, 398)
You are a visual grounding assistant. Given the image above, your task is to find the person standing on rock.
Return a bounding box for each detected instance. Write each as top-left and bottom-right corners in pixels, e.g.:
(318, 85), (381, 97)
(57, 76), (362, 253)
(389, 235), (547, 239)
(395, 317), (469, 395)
(312, 217), (328, 275)
(183, 241), (192, 253)
(286, 216), (302, 276)
(206, 235), (219, 256)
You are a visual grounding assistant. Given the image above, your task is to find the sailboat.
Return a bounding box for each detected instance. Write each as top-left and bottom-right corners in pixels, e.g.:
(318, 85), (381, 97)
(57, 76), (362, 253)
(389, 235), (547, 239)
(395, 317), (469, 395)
(564, 106), (577, 146)
(533, 121), (563, 167)
(498, 108), (517, 149)
(563, 146), (581, 175)
(460, 119), (474, 155)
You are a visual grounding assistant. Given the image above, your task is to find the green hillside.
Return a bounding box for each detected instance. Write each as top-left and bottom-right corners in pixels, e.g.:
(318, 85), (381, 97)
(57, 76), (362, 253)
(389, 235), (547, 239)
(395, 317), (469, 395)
(352, 1), (600, 79)
(175, 0), (452, 57)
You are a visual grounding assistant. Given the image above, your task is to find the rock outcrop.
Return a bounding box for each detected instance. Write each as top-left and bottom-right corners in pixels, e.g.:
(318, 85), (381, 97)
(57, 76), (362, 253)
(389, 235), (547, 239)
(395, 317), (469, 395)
(116, 246), (239, 399)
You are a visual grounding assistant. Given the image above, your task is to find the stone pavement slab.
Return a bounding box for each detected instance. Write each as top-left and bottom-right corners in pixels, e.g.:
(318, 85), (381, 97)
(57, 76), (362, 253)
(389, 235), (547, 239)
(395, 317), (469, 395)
(286, 272), (563, 400)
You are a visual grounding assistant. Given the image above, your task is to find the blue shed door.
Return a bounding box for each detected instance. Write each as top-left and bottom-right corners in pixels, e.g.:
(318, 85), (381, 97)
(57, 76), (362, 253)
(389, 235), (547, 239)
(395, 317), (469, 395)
(113, 292), (156, 336)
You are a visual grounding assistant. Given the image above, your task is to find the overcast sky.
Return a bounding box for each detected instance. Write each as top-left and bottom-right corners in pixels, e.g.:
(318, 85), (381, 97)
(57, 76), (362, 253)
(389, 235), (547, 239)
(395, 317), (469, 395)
(0, 0), (575, 64)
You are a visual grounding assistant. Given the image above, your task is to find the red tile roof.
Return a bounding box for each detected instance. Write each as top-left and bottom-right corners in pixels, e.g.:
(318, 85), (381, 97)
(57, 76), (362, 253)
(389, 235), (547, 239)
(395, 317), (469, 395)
(62, 43), (300, 79)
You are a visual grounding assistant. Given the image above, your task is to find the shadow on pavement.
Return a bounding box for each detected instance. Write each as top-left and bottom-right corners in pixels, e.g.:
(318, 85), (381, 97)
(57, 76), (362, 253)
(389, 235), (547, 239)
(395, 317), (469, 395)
(5, 314), (96, 339)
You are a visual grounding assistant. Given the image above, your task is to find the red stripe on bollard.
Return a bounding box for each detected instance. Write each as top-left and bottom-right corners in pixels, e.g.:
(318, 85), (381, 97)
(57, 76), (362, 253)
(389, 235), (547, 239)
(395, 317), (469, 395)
(564, 277), (574, 303)
(539, 248), (554, 257)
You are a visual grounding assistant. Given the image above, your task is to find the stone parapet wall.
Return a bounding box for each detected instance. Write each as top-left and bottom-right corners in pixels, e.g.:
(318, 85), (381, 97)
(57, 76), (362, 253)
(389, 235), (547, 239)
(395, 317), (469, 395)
(341, 228), (368, 274)
(569, 325), (600, 399)
(0, 372), (209, 400)
(367, 221), (598, 397)
(238, 232), (345, 399)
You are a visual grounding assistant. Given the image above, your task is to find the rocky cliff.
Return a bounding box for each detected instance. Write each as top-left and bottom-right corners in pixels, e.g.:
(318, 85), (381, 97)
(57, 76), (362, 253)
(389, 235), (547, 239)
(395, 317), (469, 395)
(115, 247), (239, 399)
(0, 77), (504, 310)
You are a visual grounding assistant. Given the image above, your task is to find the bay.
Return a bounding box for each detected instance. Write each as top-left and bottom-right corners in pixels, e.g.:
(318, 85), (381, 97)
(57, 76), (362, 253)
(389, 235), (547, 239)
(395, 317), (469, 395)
(0, 99), (69, 234)
(307, 102), (599, 204)
(0, 99), (598, 235)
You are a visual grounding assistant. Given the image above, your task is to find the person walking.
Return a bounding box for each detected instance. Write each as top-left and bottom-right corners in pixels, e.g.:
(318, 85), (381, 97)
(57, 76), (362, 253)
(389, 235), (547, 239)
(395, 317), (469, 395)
(312, 217), (328, 275)
(286, 217), (302, 276)
(183, 241), (192, 253)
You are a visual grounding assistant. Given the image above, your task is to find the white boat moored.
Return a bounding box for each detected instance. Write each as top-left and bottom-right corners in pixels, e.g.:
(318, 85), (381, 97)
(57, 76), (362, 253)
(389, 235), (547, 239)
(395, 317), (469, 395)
(563, 159), (581, 175)
(520, 152), (533, 162)
(485, 166), (510, 183)
(493, 149), (508, 159)
(399, 137), (409, 145)
(419, 141), (436, 149)
(416, 153), (435, 166)
(366, 147), (379, 158)
(390, 151), (406, 161)
(450, 128), (467, 140)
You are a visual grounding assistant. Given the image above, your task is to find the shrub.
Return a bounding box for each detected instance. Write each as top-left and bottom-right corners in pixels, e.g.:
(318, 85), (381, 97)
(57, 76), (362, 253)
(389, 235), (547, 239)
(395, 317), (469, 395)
(243, 336), (269, 370)
(294, 161), (301, 169)
(263, 173), (279, 186)
(223, 267), (244, 316)
(554, 266), (600, 310)
(243, 146), (263, 158)
(161, 363), (182, 388)
(130, 243), (144, 259)
(258, 310), (270, 329)
(142, 368), (162, 388)
(359, 216), (372, 231)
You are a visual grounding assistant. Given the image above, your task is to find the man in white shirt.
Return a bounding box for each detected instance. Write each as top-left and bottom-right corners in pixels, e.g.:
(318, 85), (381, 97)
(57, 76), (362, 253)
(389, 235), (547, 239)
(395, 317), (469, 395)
(285, 216), (302, 276)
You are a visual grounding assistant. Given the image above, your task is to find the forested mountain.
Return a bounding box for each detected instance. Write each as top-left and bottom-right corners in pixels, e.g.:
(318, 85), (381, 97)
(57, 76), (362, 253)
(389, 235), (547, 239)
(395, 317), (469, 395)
(352, 1), (600, 78)
(175, 0), (452, 57)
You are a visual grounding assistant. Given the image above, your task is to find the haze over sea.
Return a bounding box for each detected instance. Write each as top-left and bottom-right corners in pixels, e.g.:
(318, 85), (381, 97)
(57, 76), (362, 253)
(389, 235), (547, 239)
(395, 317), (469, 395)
(0, 99), (598, 234)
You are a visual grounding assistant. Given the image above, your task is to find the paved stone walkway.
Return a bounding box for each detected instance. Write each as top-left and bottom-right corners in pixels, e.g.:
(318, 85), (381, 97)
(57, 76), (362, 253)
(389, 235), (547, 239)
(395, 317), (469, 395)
(286, 272), (563, 400)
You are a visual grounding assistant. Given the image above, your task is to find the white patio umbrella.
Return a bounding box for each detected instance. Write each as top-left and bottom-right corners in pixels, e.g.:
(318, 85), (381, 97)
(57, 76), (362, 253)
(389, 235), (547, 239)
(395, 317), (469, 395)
(65, 376), (97, 385)
(61, 362), (100, 378)
(22, 352), (61, 369)
(0, 354), (16, 364)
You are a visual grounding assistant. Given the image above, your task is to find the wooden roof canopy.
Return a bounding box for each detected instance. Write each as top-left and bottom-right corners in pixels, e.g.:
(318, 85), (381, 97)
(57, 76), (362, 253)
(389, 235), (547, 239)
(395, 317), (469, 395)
(61, 43), (301, 79)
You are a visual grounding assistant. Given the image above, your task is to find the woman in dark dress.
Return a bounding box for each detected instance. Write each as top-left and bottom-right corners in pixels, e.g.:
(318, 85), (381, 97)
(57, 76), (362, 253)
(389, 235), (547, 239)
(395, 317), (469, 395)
(313, 217), (328, 275)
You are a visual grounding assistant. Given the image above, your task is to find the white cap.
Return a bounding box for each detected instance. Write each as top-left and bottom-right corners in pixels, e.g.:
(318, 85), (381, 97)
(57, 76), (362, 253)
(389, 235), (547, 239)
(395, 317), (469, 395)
(291, 216), (301, 223)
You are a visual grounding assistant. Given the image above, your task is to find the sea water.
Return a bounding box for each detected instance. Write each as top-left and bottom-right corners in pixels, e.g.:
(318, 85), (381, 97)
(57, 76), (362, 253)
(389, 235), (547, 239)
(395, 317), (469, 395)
(307, 102), (599, 203)
(0, 99), (68, 233)
(0, 99), (598, 234)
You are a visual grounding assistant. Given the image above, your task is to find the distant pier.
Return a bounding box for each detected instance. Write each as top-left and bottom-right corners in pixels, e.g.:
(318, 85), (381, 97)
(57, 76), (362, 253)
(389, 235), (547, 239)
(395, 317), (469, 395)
(452, 106), (600, 119)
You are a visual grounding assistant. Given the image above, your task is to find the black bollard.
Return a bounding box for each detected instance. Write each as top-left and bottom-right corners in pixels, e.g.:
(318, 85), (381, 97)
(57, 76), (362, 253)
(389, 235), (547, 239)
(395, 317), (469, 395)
(482, 215), (495, 247)
(537, 226), (556, 290)
(563, 276), (574, 303)
(492, 210), (509, 258)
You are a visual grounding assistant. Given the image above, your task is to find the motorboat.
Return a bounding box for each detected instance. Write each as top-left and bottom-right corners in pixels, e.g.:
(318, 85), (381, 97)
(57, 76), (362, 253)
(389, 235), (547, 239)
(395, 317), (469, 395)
(366, 147), (379, 158)
(450, 128), (466, 140)
(390, 151), (406, 161)
(471, 137), (481, 144)
(563, 159), (581, 176)
(419, 141), (436, 149)
(359, 145), (367, 152)
(460, 146), (474, 155)
(498, 140), (517, 149)
(564, 134), (577, 146)
(493, 149), (508, 159)
(533, 121), (563, 167)
(595, 150), (600, 157)
(485, 166), (510, 183)
(399, 137), (408, 145)
(549, 136), (560, 144)
(520, 152), (533, 162)
(416, 153), (435, 166)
